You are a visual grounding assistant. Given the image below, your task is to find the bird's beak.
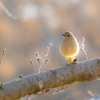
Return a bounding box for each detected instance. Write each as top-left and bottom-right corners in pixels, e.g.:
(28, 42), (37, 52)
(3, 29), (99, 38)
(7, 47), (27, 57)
(62, 34), (65, 36)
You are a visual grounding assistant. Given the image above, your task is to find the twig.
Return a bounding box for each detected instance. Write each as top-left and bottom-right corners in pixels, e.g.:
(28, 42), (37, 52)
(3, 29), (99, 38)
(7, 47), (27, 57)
(38, 43), (52, 73)
(0, 1), (17, 19)
(87, 90), (100, 100)
(62, 91), (81, 100)
(0, 48), (6, 65)
(87, 90), (94, 97)
(80, 37), (88, 60)
(29, 59), (37, 73)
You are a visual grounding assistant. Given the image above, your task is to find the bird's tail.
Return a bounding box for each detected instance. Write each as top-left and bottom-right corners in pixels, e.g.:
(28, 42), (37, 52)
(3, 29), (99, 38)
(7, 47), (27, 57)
(68, 57), (73, 64)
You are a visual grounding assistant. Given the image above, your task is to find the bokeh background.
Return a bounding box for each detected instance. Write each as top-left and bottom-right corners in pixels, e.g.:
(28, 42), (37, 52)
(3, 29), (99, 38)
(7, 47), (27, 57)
(0, 0), (100, 100)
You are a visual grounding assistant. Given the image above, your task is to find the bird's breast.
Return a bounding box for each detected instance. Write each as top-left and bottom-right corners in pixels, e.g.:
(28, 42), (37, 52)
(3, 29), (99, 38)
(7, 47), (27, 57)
(60, 39), (79, 58)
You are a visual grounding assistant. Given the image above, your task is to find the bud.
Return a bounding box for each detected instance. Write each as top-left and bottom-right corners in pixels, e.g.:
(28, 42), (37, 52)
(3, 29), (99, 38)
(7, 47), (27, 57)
(45, 59), (49, 63)
(36, 52), (39, 57)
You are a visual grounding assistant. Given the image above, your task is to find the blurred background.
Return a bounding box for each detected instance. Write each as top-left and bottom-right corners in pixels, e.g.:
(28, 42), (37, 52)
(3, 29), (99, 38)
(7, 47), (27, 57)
(0, 0), (100, 100)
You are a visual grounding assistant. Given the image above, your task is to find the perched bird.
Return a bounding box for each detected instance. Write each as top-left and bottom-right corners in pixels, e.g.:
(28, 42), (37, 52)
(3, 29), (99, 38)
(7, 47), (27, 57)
(60, 31), (79, 64)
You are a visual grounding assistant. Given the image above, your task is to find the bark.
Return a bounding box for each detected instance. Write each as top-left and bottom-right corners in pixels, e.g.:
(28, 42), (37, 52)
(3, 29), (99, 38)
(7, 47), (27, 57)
(0, 58), (100, 100)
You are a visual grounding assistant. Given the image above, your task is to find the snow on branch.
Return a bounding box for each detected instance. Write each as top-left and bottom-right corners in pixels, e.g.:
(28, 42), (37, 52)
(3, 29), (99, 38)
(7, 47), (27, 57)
(0, 58), (100, 100)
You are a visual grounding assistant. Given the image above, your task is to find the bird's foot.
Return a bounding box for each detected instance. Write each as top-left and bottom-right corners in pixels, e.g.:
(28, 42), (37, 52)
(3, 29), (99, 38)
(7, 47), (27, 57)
(72, 58), (77, 64)
(66, 58), (77, 66)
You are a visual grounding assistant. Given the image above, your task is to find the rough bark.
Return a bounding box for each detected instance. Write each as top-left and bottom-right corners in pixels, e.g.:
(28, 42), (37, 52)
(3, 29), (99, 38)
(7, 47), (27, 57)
(0, 58), (100, 100)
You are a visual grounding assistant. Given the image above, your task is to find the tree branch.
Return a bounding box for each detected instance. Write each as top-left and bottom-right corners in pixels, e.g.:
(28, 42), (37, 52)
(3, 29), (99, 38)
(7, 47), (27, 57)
(0, 58), (100, 100)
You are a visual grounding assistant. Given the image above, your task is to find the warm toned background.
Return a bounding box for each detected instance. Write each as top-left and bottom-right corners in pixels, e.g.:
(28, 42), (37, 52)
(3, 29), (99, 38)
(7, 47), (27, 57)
(0, 0), (100, 100)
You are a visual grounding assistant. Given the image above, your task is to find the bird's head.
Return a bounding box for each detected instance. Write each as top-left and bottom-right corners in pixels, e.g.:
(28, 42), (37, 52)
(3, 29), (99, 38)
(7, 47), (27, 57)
(62, 31), (74, 40)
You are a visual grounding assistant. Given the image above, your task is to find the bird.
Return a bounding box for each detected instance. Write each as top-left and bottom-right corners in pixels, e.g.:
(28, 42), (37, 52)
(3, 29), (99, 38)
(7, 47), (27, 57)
(60, 31), (79, 64)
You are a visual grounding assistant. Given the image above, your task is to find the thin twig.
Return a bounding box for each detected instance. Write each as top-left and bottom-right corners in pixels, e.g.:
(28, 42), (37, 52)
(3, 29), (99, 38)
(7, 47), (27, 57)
(0, 48), (6, 65)
(87, 90), (94, 97)
(0, 1), (17, 19)
(80, 37), (88, 60)
(38, 43), (52, 73)
(62, 91), (81, 100)
(29, 59), (37, 73)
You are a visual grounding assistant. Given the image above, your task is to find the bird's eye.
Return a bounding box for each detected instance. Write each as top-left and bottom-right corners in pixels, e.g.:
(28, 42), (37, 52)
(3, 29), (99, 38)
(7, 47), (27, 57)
(68, 35), (70, 37)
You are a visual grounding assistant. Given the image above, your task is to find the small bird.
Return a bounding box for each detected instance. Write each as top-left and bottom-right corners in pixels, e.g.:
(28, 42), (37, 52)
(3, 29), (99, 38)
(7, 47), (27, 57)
(60, 31), (79, 64)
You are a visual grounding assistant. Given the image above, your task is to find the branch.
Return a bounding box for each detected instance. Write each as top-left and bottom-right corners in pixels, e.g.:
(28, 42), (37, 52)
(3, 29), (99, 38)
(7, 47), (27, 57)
(0, 58), (100, 100)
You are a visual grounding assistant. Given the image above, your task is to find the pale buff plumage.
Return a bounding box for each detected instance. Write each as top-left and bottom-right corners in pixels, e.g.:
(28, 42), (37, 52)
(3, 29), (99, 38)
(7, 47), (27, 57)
(60, 31), (79, 64)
